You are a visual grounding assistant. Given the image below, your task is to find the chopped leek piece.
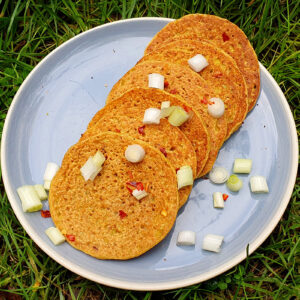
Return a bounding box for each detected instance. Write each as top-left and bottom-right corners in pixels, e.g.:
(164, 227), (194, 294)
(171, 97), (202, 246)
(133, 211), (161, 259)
(209, 167), (229, 184)
(177, 231), (196, 246)
(161, 101), (170, 109)
(92, 151), (106, 168)
(43, 162), (59, 181)
(202, 234), (224, 253)
(43, 162), (60, 190)
(213, 192), (224, 208)
(250, 176), (269, 193)
(233, 158), (252, 174)
(207, 98), (225, 118)
(143, 108), (161, 124)
(168, 107), (189, 126)
(148, 73), (164, 90)
(226, 174), (243, 192)
(125, 144), (145, 163)
(188, 54), (209, 72)
(80, 157), (102, 181)
(132, 189), (148, 200)
(160, 106), (175, 118)
(34, 184), (48, 200)
(17, 185), (43, 212)
(45, 227), (66, 245)
(177, 166), (193, 189)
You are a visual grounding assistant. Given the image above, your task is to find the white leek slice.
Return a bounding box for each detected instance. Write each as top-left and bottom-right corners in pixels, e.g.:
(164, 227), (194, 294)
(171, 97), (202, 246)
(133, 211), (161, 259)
(188, 54), (209, 72)
(17, 185), (43, 212)
(80, 157), (102, 181)
(233, 158), (252, 174)
(34, 184), (48, 200)
(143, 108), (161, 124)
(213, 192), (224, 208)
(45, 227), (66, 245)
(132, 189), (148, 200)
(202, 234), (224, 253)
(209, 167), (229, 184)
(161, 101), (170, 109)
(177, 166), (193, 190)
(250, 176), (269, 193)
(226, 174), (243, 192)
(92, 151), (106, 168)
(177, 231), (196, 246)
(148, 73), (164, 90)
(125, 144), (145, 163)
(43, 162), (60, 190)
(207, 98), (225, 118)
(160, 106), (175, 118)
(168, 107), (189, 126)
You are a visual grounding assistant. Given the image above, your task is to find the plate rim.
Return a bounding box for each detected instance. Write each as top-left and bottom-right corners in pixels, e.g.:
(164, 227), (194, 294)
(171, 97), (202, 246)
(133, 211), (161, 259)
(1, 17), (298, 291)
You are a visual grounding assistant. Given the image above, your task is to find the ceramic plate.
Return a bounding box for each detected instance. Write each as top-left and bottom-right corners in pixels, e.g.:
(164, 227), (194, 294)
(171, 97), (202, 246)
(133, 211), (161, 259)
(1, 18), (298, 291)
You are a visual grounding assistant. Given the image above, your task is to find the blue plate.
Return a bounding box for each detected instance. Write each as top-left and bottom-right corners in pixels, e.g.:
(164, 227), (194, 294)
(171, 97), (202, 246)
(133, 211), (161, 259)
(1, 18), (298, 291)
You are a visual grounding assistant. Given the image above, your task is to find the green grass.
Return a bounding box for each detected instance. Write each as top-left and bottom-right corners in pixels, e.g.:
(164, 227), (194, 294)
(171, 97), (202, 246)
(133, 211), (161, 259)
(0, 0), (299, 299)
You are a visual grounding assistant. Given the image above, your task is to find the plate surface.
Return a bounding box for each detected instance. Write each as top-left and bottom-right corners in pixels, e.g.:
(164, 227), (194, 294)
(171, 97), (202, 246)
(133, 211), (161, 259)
(1, 18), (298, 291)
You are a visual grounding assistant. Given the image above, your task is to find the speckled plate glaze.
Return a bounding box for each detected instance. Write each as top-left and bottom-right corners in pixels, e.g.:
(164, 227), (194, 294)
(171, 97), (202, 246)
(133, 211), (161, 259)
(1, 18), (298, 291)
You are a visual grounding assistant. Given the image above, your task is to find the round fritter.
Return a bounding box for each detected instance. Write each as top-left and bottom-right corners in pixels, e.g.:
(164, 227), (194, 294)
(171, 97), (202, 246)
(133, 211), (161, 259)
(82, 89), (197, 207)
(145, 14), (260, 111)
(49, 132), (179, 260)
(106, 61), (228, 176)
(140, 40), (248, 137)
(88, 88), (209, 178)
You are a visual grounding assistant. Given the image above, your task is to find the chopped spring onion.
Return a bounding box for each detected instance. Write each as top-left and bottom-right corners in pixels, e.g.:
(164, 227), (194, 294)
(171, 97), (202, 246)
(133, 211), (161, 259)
(226, 174), (243, 192)
(45, 227), (66, 245)
(213, 192), (224, 208)
(161, 101), (170, 109)
(160, 106), (175, 118)
(81, 151), (105, 181)
(132, 189), (148, 200)
(209, 167), (229, 184)
(250, 176), (269, 193)
(43, 162), (60, 190)
(168, 106), (189, 126)
(188, 54), (209, 72)
(125, 144), (145, 163)
(202, 234), (224, 253)
(233, 158), (252, 174)
(143, 108), (161, 124)
(34, 184), (48, 200)
(177, 166), (193, 189)
(17, 185), (43, 212)
(177, 231), (196, 246)
(92, 151), (106, 168)
(148, 73), (164, 90)
(207, 98), (225, 118)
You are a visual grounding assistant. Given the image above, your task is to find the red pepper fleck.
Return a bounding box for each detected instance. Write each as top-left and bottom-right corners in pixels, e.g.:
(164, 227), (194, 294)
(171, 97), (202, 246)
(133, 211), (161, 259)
(159, 147), (167, 157)
(119, 210), (128, 219)
(222, 32), (230, 42)
(164, 80), (169, 88)
(127, 170), (133, 180)
(136, 182), (144, 191)
(66, 234), (75, 242)
(127, 181), (137, 187)
(201, 97), (208, 104)
(126, 186), (133, 194)
(213, 72), (223, 78)
(175, 168), (180, 173)
(183, 105), (192, 113)
(223, 194), (229, 201)
(169, 89), (178, 94)
(208, 100), (215, 105)
(115, 128), (121, 133)
(41, 210), (51, 218)
(138, 125), (145, 136)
